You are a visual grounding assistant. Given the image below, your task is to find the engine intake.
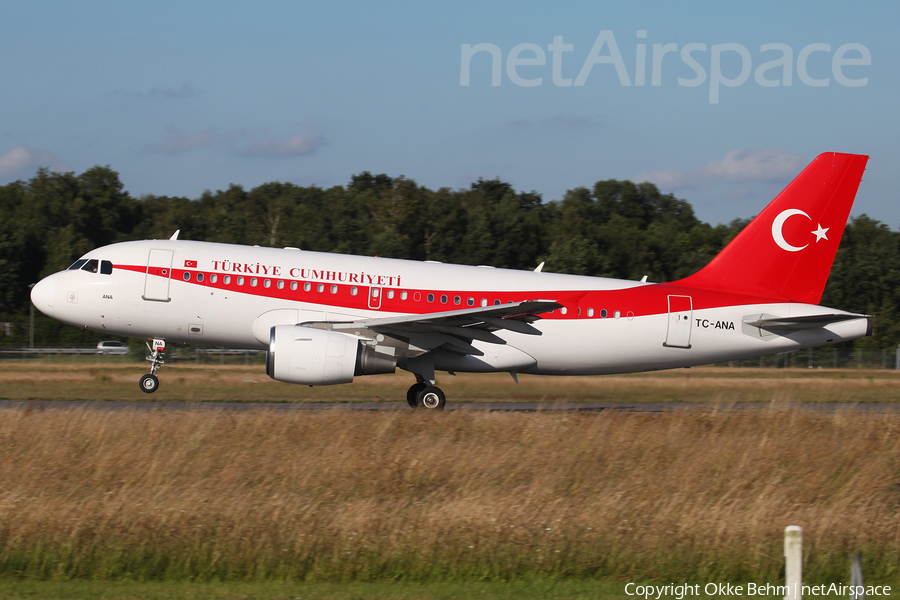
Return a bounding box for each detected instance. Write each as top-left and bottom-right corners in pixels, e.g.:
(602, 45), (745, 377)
(266, 324), (395, 385)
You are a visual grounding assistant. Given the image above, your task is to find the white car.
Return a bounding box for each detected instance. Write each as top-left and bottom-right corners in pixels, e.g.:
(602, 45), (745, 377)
(96, 340), (129, 355)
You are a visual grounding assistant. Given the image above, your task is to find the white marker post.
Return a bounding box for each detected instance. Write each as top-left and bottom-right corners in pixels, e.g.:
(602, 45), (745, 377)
(785, 526), (803, 600)
(851, 553), (865, 600)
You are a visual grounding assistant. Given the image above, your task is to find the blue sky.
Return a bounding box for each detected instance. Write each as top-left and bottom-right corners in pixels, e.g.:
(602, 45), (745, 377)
(1, 0), (896, 227)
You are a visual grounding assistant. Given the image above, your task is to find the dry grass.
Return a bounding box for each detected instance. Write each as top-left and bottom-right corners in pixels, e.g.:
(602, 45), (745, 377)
(2, 362), (900, 403)
(0, 406), (897, 582)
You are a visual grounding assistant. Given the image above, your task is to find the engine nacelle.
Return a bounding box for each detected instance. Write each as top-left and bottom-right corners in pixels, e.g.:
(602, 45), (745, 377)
(266, 324), (396, 385)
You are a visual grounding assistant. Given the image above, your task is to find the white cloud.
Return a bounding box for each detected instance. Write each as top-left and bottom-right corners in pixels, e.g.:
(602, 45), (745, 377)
(632, 149), (805, 190)
(0, 146), (69, 180)
(115, 83), (198, 99)
(146, 83), (197, 99)
(143, 128), (216, 154)
(236, 127), (327, 158)
(143, 125), (327, 158)
(508, 114), (601, 129)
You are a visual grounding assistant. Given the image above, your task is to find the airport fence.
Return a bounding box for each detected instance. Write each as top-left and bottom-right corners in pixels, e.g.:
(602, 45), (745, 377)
(0, 347), (267, 366)
(714, 347), (900, 370)
(1, 346), (899, 370)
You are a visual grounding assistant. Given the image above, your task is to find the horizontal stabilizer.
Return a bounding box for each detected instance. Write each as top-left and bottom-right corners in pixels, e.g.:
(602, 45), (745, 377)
(743, 313), (869, 331)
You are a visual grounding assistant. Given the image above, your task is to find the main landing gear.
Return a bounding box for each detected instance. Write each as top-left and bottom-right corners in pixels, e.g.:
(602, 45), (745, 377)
(406, 382), (447, 410)
(139, 339), (166, 394)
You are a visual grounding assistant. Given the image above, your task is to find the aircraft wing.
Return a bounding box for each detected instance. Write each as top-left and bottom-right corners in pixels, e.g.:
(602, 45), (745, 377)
(327, 300), (562, 356)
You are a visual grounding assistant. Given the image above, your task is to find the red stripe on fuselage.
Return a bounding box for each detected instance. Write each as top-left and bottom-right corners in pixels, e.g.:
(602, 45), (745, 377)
(115, 263), (786, 319)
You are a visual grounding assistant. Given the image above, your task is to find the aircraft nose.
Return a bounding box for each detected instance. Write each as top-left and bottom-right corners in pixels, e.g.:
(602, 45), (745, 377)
(31, 276), (55, 318)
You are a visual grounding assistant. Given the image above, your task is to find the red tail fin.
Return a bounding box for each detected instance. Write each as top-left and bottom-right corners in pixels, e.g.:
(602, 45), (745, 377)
(673, 152), (868, 304)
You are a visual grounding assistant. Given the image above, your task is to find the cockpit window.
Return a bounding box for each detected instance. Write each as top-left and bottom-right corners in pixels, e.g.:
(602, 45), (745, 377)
(68, 259), (88, 271)
(100, 260), (113, 275)
(81, 259), (99, 273)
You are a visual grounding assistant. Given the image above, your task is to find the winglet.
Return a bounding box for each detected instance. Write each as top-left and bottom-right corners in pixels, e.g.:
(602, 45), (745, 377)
(169, 230), (180, 241)
(534, 262), (544, 273)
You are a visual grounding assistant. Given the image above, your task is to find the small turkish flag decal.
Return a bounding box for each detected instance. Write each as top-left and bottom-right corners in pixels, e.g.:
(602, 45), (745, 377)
(184, 260), (197, 268)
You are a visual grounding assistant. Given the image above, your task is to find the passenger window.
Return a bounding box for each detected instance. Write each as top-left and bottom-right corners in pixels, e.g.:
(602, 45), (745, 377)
(351, 286), (358, 296)
(401, 291), (408, 300)
(183, 272), (191, 281)
(588, 308), (595, 317)
(196, 273), (204, 282)
(237, 276), (244, 286)
(276, 280), (284, 289)
(100, 260), (113, 275)
(454, 296), (461, 305)
(614, 310), (621, 319)
(468, 297), (474, 306)
(263, 279), (271, 288)
(290, 281), (298, 291)
(224, 275), (231, 285)
(493, 300), (500, 306)
(481, 299), (487, 307)
(304, 282), (311, 292)
(387, 290), (394, 299)
(427, 293), (434, 302)
(68, 259), (88, 271)
(440, 294), (448, 304)
(561, 307), (567, 315)
(210, 274), (218, 283)
(81, 259), (99, 273)
(330, 285), (337, 294)
(600, 309), (607, 318)
(250, 278), (258, 287)
(317, 284), (324, 293)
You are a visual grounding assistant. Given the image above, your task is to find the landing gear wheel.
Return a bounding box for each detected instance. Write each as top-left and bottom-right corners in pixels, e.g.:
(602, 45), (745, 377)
(407, 382), (427, 408)
(416, 386), (446, 410)
(139, 374), (159, 394)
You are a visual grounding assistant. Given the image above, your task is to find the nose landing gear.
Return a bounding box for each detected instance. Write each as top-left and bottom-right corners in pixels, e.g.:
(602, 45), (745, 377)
(139, 373), (159, 393)
(140, 339), (166, 394)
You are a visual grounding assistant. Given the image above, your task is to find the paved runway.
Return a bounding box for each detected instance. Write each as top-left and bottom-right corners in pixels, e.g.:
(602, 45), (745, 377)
(1, 399), (898, 413)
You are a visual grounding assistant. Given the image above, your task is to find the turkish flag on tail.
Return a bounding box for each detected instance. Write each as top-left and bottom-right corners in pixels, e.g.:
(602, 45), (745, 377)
(672, 153), (868, 304)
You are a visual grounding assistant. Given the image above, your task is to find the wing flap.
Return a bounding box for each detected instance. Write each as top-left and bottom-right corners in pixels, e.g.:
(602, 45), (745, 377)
(330, 300), (561, 334)
(327, 299), (561, 356)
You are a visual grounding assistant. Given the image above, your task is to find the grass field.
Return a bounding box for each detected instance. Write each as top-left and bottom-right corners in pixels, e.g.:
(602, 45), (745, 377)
(9, 578), (893, 600)
(0, 579), (627, 599)
(0, 385), (897, 588)
(2, 361), (900, 403)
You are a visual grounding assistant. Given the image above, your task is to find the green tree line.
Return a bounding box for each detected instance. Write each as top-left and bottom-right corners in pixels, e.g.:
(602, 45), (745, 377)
(0, 166), (896, 349)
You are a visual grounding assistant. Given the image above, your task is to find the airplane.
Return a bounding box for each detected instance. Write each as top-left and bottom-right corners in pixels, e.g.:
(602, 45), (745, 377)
(29, 152), (870, 409)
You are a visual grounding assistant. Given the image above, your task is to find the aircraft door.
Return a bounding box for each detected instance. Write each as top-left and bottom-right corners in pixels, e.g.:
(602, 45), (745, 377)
(664, 295), (692, 349)
(143, 249), (174, 302)
(368, 286), (382, 309)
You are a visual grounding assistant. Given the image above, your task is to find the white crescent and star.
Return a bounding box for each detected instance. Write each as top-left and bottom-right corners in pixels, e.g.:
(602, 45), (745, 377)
(771, 209), (829, 252)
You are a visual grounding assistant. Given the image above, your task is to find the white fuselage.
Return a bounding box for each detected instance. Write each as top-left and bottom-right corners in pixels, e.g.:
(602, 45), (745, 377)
(32, 239), (869, 376)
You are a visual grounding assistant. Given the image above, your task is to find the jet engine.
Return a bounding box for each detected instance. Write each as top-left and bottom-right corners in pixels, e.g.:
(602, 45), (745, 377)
(266, 324), (396, 385)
